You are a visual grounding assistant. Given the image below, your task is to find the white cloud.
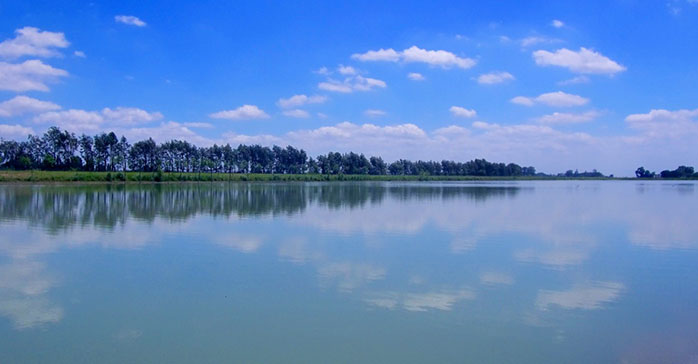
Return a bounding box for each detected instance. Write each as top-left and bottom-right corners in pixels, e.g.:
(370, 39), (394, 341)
(625, 108), (698, 139)
(510, 96), (535, 106)
(477, 71), (515, 84)
(282, 109), (310, 118)
(449, 106), (477, 118)
(352, 46), (476, 69)
(73, 50), (86, 58)
(350, 48), (400, 62)
(114, 15), (147, 27)
(551, 19), (565, 28)
(536, 282), (624, 310)
(536, 110), (600, 124)
(364, 109), (386, 117)
(407, 72), (425, 81)
(317, 80), (352, 93)
(337, 65), (357, 75)
(33, 109), (104, 131)
(32, 106), (164, 133)
(277, 94), (327, 109)
(0, 27), (69, 59)
(0, 124), (35, 139)
(521, 36), (557, 47)
(533, 47), (626, 74)
(318, 75), (386, 93)
(511, 91), (589, 107)
(314, 66), (330, 75)
(0, 59), (68, 92)
(625, 108), (698, 124)
(0, 96), (60, 117)
(209, 105), (270, 120)
(101, 107), (163, 125)
(182, 122), (213, 128)
(558, 75), (590, 85)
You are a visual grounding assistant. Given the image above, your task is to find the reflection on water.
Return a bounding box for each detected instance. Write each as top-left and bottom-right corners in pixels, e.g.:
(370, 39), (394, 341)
(0, 181), (697, 363)
(0, 183), (523, 230)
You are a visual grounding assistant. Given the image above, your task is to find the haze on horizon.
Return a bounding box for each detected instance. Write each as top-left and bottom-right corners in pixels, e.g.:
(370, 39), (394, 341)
(0, 1), (697, 176)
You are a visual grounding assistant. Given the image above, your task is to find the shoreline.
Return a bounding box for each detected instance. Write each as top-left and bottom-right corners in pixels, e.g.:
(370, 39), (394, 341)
(1, 170), (692, 183)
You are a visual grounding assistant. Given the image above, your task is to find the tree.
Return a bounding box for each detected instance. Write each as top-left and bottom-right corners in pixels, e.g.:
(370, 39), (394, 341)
(635, 167), (655, 178)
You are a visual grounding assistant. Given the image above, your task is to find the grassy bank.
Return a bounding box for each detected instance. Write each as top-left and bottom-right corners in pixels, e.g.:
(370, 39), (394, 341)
(0, 170), (626, 183)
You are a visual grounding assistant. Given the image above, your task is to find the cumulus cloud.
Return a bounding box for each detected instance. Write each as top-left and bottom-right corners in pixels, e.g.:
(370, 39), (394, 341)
(511, 91), (589, 107)
(449, 106), (477, 118)
(625, 108), (698, 124)
(209, 105), (270, 120)
(352, 46), (476, 69)
(0, 27), (69, 59)
(114, 15), (147, 27)
(625, 108), (698, 139)
(31, 106), (164, 133)
(0, 96), (60, 117)
(318, 75), (386, 93)
(277, 94), (327, 109)
(551, 19), (565, 28)
(337, 65), (357, 75)
(533, 47), (626, 74)
(73, 50), (86, 58)
(536, 110), (600, 124)
(101, 107), (164, 125)
(0, 59), (68, 92)
(350, 48), (400, 62)
(33, 109), (103, 131)
(477, 71), (515, 84)
(364, 109), (386, 117)
(407, 72), (425, 81)
(0, 124), (35, 139)
(282, 109), (310, 118)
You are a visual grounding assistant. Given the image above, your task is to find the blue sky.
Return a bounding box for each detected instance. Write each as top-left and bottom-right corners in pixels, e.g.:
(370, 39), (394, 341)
(1, 0), (697, 175)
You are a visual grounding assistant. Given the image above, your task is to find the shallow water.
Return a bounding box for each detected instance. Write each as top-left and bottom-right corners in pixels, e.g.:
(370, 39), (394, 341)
(0, 181), (697, 363)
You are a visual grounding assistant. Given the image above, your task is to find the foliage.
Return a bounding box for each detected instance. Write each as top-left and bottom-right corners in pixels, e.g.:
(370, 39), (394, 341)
(0, 126), (634, 181)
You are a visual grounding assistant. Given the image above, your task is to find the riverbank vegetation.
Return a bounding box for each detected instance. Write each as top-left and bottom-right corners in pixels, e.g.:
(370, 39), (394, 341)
(1, 126), (543, 178)
(1, 126), (693, 181)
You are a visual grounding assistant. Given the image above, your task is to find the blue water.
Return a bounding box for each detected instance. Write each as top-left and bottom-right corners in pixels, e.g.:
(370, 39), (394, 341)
(0, 181), (697, 363)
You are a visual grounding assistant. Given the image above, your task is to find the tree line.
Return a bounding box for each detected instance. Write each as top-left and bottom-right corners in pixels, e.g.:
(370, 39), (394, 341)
(0, 126), (541, 177)
(635, 166), (698, 179)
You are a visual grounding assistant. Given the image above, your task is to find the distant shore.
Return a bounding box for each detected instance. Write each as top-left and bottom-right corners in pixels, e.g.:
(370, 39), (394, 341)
(0, 170), (651, 183)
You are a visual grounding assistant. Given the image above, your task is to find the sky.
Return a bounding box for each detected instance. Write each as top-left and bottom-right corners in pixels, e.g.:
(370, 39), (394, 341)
(0, 0), (697, 176)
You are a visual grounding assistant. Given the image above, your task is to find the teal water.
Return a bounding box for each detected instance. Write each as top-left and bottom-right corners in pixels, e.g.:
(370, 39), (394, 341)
(0, 181), (697, 363)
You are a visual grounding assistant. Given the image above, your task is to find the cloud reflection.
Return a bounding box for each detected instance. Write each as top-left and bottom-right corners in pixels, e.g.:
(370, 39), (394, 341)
(536, 281), (624, 310)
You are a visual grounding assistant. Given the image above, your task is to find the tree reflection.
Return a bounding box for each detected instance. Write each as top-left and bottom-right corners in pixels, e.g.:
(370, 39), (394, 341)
(0, 183), (522, 232)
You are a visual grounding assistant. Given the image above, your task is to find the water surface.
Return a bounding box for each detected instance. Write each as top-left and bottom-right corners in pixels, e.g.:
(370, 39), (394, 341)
(1, 181), (697, 363)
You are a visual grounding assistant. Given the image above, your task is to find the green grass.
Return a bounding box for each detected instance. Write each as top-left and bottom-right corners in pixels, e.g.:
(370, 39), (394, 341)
(0, 170), (627, 183)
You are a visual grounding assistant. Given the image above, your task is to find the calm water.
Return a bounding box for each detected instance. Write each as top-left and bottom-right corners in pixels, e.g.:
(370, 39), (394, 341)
(1, 181), (697, 363)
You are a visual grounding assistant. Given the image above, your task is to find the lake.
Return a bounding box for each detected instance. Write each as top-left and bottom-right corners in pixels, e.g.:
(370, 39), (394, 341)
(1, 181), (697, 363)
